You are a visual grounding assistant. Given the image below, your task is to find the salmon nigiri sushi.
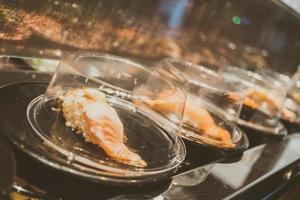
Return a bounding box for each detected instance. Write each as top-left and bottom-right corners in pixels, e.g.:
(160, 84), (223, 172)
(229, 90), (296, 122)
(60, 88), (147, 167)
(136, 89), (234, 148)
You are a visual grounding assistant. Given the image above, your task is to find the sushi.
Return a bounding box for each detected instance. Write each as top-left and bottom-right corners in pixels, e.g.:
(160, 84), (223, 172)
(60, 88), (147, 167)
(230, 90), (296, 122)
(137, 90), (234, 148)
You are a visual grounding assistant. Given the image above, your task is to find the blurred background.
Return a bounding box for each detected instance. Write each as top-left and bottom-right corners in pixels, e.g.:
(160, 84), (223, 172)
(0, 0), (299, 74)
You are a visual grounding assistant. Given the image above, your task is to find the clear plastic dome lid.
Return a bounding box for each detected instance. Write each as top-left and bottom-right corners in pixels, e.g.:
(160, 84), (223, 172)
(26, 52), (186, 182)
(285, 68), (300, 123)
(256, 68), (292, 90)
(157, 58), (246, 150)
(219, 66), (287, 135)
(289, 68), (300, 105)
(255, 68), (300, 123)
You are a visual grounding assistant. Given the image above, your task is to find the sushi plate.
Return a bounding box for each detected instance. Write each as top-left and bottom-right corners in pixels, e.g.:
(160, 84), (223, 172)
(0, 82), (186, 185)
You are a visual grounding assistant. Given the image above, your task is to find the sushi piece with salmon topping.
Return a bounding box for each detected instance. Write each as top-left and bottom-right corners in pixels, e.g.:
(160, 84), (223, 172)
(135, 89), (234, 148)
(60, 88), (147, 168)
